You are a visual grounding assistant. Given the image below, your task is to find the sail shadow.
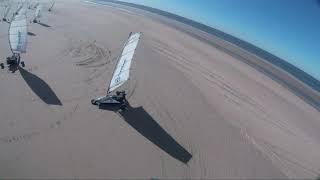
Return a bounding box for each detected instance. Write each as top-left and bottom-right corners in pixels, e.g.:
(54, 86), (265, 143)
(18, 67), (62, 105)
(99, 103), (192, 164)
(27, 32), (36, 36)
(37, 22), (51, 28)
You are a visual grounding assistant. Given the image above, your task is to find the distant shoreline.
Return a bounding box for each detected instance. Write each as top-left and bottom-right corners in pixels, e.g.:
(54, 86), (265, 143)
(91, 0), (320, 110)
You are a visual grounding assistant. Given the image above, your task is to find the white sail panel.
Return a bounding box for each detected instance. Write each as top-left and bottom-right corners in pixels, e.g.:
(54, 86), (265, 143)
(108, 32), (141, 93)
(9, 13), (27, 53)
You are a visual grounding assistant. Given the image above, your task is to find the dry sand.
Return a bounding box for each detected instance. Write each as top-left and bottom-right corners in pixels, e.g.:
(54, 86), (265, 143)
(0, 0), (320, 179)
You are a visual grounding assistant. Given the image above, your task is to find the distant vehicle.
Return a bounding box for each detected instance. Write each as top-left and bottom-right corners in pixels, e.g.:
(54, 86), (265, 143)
(1, 7), (27, 69)
(28, 2), (39, 10)
(91, 32), (142, 110)
(48, 0), (55, 12)
(2, 3), (11, 22)
(32, 3), (42, 23)
(14, 3), (23, 15)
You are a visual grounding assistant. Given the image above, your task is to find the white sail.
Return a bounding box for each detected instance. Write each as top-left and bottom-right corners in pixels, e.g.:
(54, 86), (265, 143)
(108, 32), (142, 93)
(9, 11), (27, 53)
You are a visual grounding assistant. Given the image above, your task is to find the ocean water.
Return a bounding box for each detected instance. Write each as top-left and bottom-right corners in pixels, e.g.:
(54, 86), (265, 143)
(91, 0), (320, 95)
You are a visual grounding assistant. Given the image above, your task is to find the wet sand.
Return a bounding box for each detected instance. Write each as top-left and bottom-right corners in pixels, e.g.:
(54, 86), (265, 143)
(0, 0), (319, 178)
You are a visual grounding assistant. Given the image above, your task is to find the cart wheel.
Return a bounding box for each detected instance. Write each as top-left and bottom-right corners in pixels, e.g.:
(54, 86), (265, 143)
(21, 61), (25, 67)
(91, 99), (97, 105)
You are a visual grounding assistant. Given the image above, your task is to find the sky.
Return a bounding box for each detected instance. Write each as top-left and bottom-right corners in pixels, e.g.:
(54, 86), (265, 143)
(119, 0), (320, 80)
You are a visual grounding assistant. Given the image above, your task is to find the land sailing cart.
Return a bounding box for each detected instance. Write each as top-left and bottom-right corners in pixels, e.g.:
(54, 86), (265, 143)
(32, 3), (42, 23)
(91, 32), (142, 110)
(1, 7), (27, 69)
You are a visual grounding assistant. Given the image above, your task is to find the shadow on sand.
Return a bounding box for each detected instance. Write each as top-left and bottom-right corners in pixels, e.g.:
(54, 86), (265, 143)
(27, 32), (36, 36)
(37, 22), (51, 28)
(8, 63), (19, 73)
(18, 67), (62, 106)
(99, 102), (192, 164)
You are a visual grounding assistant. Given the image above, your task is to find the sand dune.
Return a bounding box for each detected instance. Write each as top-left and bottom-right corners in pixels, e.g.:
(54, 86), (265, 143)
(0, 0), (319, 178)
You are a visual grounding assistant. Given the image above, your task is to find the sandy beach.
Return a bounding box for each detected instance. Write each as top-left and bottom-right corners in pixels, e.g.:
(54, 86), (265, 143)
(0, 0), (320, 178)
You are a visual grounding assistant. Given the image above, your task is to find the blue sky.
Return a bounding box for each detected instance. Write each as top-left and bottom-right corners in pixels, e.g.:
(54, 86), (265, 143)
(120, 0), (320, 80)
